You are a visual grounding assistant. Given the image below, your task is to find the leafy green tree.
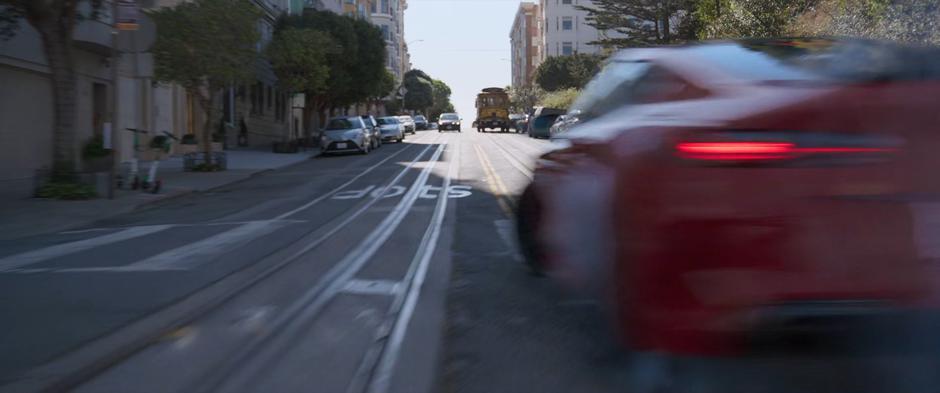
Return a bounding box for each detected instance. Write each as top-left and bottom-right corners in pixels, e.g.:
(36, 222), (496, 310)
(0, 0), (104, 177)
(509, 85), (544, 113)
(427, 79), (455, 120)
(577, 0), (698, 48)
(791, 0), (940, 45)
(534, 54), (603, 92)
(267, 27), (334, 100)
(350, 18), (391, 101)
(149, 0), (261, 162)
(696, 0), (817, 38)
(279, 10), (387, 128)
(266, 27), (334, 140)
(403, 69), (435, 112)
(280, 11), (357, 127)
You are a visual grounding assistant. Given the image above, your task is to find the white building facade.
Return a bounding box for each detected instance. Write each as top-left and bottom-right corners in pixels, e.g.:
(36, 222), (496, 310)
(538, 0), (613, 59)
(370, 0), (409, 84)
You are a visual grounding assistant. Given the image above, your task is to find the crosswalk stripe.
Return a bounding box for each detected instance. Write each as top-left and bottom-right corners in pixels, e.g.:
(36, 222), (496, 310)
(123, 220), (290, 271)
(0, 225), (173, 272)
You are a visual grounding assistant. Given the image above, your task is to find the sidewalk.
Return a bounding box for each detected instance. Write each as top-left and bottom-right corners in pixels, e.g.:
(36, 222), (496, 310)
(0, 148), (317, 241)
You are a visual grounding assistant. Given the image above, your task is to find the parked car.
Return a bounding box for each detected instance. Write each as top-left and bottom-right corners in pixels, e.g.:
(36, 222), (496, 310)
(526, 107), (564, 139)
(360, 115), (382, 149)
(517, 38), (940, 365)
(548, 113), (578, 138)
(437, 113), (461, 132)
(509, 113), (527, 133)
(397, 116), (416, 134)
(376, 116), (405, 143)
(320, 116), (373, 155)
(413, 115), (428, 130)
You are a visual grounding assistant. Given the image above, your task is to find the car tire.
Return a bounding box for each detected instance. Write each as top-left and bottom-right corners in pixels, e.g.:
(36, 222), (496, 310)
(397, 136), (403, 143)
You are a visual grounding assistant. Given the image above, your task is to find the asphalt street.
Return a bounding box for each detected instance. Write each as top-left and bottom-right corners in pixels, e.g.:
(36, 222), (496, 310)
(0, 127), (630, 393)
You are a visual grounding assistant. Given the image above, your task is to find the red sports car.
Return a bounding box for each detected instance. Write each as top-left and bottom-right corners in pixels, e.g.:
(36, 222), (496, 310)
(517, 38), (940, 357)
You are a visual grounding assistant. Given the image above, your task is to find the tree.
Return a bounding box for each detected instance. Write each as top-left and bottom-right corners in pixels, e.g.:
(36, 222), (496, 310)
(577, 0), (698, 48)
(0, 0), (104, 177)
(279, 10), (387, 129)
(534, 54), (603, 92)
(427, 79), (455, 120)
(696, 0), (817, 38)
(149, 0), (261, 163)
(350, 17), (390, 102)
(267, 27), (334, 100)
(403, 69), (434, 112)
(791, 0), (940, 45)
(509, 85), (544, 113)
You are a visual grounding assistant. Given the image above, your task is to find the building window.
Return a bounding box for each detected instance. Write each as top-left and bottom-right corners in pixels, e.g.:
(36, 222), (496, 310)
(381, 0), (388, 13)
(381, 25), (389, 41)
(562, 42), (573, 56)
(562, 16), (572, 30)
(370, 0), (376, 13)
(562, 0), (571, 4)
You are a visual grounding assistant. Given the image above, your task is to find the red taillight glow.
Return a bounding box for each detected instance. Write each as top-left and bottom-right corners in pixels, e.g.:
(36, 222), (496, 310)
(676, 142), (794, 161)
(676, 141), (899, 162)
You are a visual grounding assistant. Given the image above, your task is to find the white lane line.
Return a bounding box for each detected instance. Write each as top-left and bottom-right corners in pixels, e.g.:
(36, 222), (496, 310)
(274, 131), (438, 220)
(0, 225), (172, 272)
(58, 220), (307, 235)
(361, 137), (460, 393)
(124, 220), (291, 271)
(342, 279), (402, 296)
(195, 137), (449, 392)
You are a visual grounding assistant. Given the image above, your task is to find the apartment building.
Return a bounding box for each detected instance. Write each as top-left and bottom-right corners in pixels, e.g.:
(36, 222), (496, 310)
(370, 0), (409, 84)
(510, 2), (540, 89)
(540, 0), (609, 59)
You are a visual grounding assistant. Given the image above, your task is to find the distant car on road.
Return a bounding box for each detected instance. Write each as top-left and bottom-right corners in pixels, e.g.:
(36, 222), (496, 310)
(376, 116), (405, 143)
(437, 113), (461, 132)
(397, 116), (416, 134)
(360, 115), (382, 149)
(526, 107), (564, 139)
(321, 116), (373, 155)
(413, 115), (428, 130)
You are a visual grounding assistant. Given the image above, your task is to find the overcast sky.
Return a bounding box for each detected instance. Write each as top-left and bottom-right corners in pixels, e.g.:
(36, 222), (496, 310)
(405, 0), (520, 118)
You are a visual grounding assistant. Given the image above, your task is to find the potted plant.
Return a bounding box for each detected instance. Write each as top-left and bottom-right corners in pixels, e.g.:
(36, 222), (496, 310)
(81, 135), (112, 172)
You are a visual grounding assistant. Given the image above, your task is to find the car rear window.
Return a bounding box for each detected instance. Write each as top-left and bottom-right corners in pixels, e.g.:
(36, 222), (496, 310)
(326, 118), (360, 130)
(377, 117), (398, 125)
(691, 39), (940, 83)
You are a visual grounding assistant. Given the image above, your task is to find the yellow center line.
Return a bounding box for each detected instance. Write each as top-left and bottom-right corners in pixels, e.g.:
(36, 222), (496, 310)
(472, 142), (515, 218)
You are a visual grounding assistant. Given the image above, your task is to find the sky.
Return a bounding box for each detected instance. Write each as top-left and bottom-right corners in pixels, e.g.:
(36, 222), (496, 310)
(405, 0), (521, 119)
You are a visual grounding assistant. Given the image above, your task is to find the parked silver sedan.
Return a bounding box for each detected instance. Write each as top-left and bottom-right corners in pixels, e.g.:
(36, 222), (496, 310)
(376, 116), (405, 143)
(397, 115), (416, 134)
(320, 116), (373, 155)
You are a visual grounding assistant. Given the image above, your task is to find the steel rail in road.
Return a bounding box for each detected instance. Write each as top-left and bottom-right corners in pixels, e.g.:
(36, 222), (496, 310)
(196, 135), (452, 393)
(8, 132), (445, 393)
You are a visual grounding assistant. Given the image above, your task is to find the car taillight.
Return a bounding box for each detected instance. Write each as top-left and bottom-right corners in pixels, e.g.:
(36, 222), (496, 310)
(674, 132), (902, 166)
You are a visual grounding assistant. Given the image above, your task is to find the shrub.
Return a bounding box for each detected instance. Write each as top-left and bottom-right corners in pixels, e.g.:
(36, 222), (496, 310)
(539, 88), (582, 111)
(36, 182), (97, 200)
